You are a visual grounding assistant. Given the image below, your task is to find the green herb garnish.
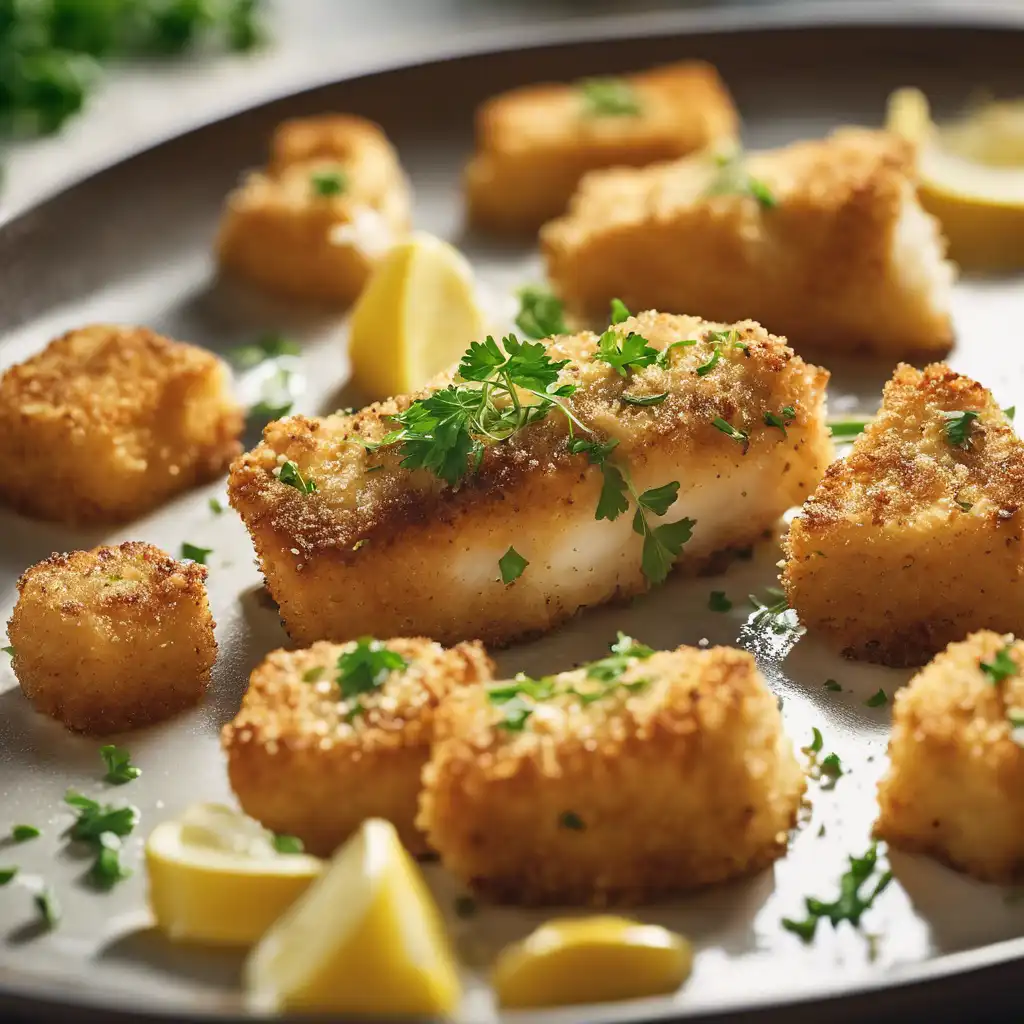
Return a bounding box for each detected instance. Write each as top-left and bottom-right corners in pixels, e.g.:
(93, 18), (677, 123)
(941, 410), (980, 450)
(820, 752), (844, 781)
(864, 689), (888, 708)
(1005, 406), (1016, 421)
(708, 590), (732, 612)
(515, 286), (568, 340)
(487, 674), (555, 732)
(609, 298), (631, 325)
(229, 333), (301, 369)
(248, 366), (296, 421)
(273, 834), (305, 854)
(64, 791), (139, 841)
(2, 645), (14, 656)
(100, 745), (140, 785)
(594, 328), (659, 377)
(278, 460), (317, 494)
(981, 643), (1019, 685)
(579, 76), (642, 117)
(712, 417), (749, 452)
(749, 587), (801, 636)
(824, 679), (842, 692)
(764, 406), (796, 436)
(559, 811), (585, 830)
(208, 497), (224, 514)
(804, 727), (824, 755)
(180, 543), (212, 565)
(705, 153), (776, 209)
(302, 666), (325, 684)
(11, 825), (40, 842)
(828, 417), (871, 438)
(337, 638), (407, 700)
(498, 546), (529, 584)
(0, 867), (16, 885)
(33, 884), (61, 928)
(89, 832), (131, 890)
(310, 169), (348, 197)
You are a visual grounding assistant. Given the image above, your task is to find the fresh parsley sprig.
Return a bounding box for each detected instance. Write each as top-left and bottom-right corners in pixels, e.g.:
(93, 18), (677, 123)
(981, 643), (1019, 685)
(100, 745), (140, 785)
(941, 410), (979, 450)
(337, 638), (407, 701)
(515, 286), (568, 340)
(278, 460), (317, 494)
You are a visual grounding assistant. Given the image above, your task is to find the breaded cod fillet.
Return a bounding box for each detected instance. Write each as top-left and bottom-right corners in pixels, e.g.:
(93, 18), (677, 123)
(222, 637), (493, 856)
(0, 325), (243, 525)
(876, 631), (1024, 883)
(783, 363), (1024, 667)
(418, 641), (805, 905)
(8, 542), (216, 734)
(465, 61), (737, 234)
(229, 311), (832, 648)
(543, 129), (955, 358)
(216, 115), (411, 305)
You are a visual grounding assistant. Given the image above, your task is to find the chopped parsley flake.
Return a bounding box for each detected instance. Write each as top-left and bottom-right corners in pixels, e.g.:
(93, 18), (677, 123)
(579, 76), (642, 117)
(208, 497), (224, 514)
(864, 689), (888, 708)
(515, 286), (568, 340)
(824, 679), (842, 692)
(180, 543), (212, 565)
(594, 328), (659, 377)
(0, 867), (16, 885)
(336, 638), (407, 700)
(782, 845), (892, 942)
(712, 417), (749, 452)
(11, 824), (40, 842)
(585, 632), (655, 685)
(941, 409), (980, 450)
(34, 884), (61, 928)
(820, 752), (844, 781)
(803, 727), (824, 755)
(2, 646), (13, 656)
(100, 745), (140, 785)
(498, 546), (529, 584)
(89, 832), (131, 890)
(230, 333), (301, 369)
(705, 153), (776, 209)
(64, 791), (139, 842)
(302, 666), (325, 684)
(981, 643), (1019, 685)
(828, 417), (871, 438)
(708, 590), (732, 612)
(1005, 406), (1016, 421)
(277, 460), (317, 494)
(609, 298), (631, 325)
(764, 405), (796, 436)
(622, 391), (668, 407)
(559, 811), (585, 830)
(310, 169), (348, 197)
(749, 587), (802, 636)
(273, 834), (305, 854)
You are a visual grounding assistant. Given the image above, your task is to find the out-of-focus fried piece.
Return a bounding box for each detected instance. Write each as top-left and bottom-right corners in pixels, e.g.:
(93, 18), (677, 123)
(0, 325), (243, 525)
(228, 311), (832, 648)
(221, 637), (493, 857)
(465, 61), (737, 234)
(8, 542), (216, 734)
(876, 631), (1024, 882)
(217, 115), (411, 304)
(418, 641), (804, 905)
(543, 129), (955, 357)
(783, 363), (1024, 667)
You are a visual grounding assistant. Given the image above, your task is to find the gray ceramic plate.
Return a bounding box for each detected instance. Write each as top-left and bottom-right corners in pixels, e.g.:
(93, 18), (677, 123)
(2, 6), (1024, 1023)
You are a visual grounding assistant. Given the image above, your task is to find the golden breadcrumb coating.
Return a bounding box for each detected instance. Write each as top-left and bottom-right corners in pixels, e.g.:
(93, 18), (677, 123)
(783, 362), (1024, 667)
(418, 644), (805, 905)
(8, 542), (217, 734)
(543, 129), (955, 357)
(465, 61), (737, 234)
(876, 631), (1024, 882)
(0, 325), (243, 525)
(229, 310), (832, 648)
(216, 114), (411, 304)
(221, 637), (493, 856)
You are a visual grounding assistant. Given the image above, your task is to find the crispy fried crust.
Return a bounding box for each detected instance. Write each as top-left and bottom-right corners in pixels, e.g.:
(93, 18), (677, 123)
(221, 637), (493, 856)
(876, 631), (1024, 882)
(229, 311), (832, 647)
(216, 114), (411, 304)
(8, 542), (216, 734)
(465, 60), (737, 233)
(0, 325), (243, 525)
(418, 645), (805, 905)
(543, 129), (955, 357)
(784, 363), (1024, 667)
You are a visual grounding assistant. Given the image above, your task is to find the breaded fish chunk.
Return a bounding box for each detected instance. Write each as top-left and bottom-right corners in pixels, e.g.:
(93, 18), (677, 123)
(216, 114), (411, 304)
(418, 641), (805, 905)
(8, 542), (216, 734)
(465, 61), (737, 234)
(221, 637), (493, 857)
(784, 363), (1024, 667)
(543, 129), (955, 357)
(0, 325), (243, 525)
(229, 311), (832, 648)
(876, 631), (1024, 882)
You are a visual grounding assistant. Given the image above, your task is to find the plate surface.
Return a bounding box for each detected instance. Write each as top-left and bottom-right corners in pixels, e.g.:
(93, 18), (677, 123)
(2, 10), (1024, 1024)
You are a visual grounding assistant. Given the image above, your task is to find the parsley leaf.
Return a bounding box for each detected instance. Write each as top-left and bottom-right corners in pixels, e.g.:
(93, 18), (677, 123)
(89, 832), (131, 890)
(803, 727), (824, 755)
(64, 791), (139, 841)
(864, 689), (888, 708)
(337, 638), (407, 700)
(705, 153), (776, 209)
(100, 745), (140, 785)
(828, 417), (871, 438)
(34, 884), (61, 928)
(487, 674), (555, 732)
(749, 587), (802, 636)
(248, 366), (296, 422)
(595, 462), (630, 522)
(302, 666), (325, 684)
(594, 329), (659, 377)
(981, 643), (1019, 685)
(824, 679), (842, 692)
(2, 645), (13, 656)
(579, 76), (642, 117)
(622, 391), (668, 407)
(636, 481), (679, 516)
(273, 834), (305, 854)
(11, 825), (40, 842)
(0, 868), (17, 885)
(1005, 406), (1016, 422)
(278, 460), (317, 494)
(310, 169), (348, 197)
(180, 543), (212, 565)
(586, 632), (656, 685)
(764, 405), (796, 436)
(712, 417), (750, 452)
(820, 752), (844, 781)
(498, 546), (529, 584)
(941, 410), (980, 449)
(655, 338), (697, 369)
(208, 497), (224, 514)
(638, 516), (695, 585)
(559, 811), (585, 830)
(230, 333), (300, 369)
(515, 286), (568, 340)
(708, 591), (732, 612)
(609, 298), (631, 325)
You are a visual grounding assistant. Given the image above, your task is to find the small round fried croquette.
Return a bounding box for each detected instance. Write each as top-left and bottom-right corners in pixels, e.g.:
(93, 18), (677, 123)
(8, 542), (217, 734)
(221, 637), (494, 857)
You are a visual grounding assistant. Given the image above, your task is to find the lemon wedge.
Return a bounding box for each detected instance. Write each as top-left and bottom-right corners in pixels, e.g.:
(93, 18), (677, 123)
(245, 817), (461, 1016)
(887, 88), (1024, 270)
(348, 232), (487, 400)
(492, 916), (693, 1009)
(145, 803), (322, 946)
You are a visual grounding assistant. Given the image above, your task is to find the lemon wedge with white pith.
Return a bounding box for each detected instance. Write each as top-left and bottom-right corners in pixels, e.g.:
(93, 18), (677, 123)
(887, 88), (1024, 270)
(348, 232), (487, 400)
(245, 817), (461, 1016)
(145, 804), (322, 946)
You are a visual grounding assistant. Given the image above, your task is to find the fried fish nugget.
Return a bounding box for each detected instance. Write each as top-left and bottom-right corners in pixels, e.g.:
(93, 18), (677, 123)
(418, 642), (804, 905)
(783, 363), (1024, 667)
(465, 61), (737, 234)
(0, 325), (243, 525)
(216, 115), (411, 304)
(228, 311), (832, 648)
(8, 542), (216, 735)
(543, 129), (955, 358)
(876, 631), (1024, 883)
(221, 637), (493, 857)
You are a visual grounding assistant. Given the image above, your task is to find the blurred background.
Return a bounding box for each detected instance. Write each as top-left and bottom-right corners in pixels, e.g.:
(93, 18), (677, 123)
(0, 0), (1010, 214)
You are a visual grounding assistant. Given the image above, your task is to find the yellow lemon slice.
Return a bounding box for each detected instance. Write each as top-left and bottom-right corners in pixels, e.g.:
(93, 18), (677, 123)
(887, 88), (1024, 270)
(492, 915), (693, 1009)
(245, 817), (461, 1016)
(348, 232), (487, 400)
(145, 803), (322, 946)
